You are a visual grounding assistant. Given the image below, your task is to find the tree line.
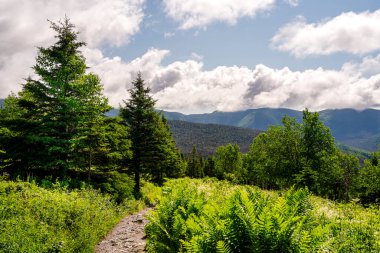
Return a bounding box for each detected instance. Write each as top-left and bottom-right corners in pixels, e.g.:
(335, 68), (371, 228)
(186, 111), (380, 203)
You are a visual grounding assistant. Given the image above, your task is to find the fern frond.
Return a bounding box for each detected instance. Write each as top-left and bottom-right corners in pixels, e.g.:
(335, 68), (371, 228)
(216, 241), (232, 253)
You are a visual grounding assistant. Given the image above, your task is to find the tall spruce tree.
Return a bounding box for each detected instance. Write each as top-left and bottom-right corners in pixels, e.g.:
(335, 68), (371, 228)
(120, 73), (184, 196)
(0, 18), (110, 177)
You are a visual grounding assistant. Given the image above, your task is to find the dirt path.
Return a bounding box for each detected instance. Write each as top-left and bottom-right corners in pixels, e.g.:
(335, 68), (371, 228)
(96, 208), (151, 253)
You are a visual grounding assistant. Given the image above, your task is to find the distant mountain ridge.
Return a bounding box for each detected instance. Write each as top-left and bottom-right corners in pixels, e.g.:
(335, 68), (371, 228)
(164, 108), (380, 152)
(105, 107), (380, 151)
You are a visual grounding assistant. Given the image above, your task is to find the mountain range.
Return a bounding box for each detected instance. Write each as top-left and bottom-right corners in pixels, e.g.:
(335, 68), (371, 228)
(163, 108), (380, 152)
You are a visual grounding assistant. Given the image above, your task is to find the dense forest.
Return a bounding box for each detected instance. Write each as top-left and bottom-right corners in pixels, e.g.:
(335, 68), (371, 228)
(167, 120), (261, 154)
(1, 18), (380, 252)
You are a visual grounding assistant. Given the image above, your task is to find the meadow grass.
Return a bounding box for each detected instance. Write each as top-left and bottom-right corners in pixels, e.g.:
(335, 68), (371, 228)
(0, 180), (145, 252)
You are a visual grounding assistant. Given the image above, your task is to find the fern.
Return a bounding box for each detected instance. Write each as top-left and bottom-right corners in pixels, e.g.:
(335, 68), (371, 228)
(145, 179), (371, 253)
(216, 241), (232, 253)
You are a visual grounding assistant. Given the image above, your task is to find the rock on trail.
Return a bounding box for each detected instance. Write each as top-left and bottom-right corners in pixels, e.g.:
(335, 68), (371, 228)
(96, 208), (151, 253)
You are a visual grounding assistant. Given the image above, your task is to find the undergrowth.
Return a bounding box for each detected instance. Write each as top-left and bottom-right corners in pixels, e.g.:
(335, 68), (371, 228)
(145, 178), (380, 252)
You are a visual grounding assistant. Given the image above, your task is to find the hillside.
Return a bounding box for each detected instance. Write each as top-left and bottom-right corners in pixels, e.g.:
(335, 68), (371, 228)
(167, 120), (261, 155)
(164, 108), (380, 151)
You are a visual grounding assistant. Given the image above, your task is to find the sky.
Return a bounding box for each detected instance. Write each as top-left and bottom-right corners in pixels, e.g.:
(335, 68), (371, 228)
(1, 0), (380, 114)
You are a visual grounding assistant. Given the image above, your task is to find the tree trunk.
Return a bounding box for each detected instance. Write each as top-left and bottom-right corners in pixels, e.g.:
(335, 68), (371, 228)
(134, 167), (141, 198)
(133, 153), (141, 198)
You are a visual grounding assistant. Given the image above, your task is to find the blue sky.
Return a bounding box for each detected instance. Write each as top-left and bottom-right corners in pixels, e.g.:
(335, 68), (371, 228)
(1, 0), (380, 113)
(119, 0), (379, 70)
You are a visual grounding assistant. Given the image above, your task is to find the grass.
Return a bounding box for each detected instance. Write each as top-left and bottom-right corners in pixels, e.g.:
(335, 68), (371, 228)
(0, 179), (146, 252)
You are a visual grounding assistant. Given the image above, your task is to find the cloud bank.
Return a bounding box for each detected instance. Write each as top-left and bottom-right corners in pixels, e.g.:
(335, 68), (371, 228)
(0, 0), (144, 98)
(163, 0), (275, 29)
(272, 9), (380, 57)
(84, 48), (380, 114)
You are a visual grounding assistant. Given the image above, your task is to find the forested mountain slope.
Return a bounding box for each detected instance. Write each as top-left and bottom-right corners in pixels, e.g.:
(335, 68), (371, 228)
(167, 120), (261, 155)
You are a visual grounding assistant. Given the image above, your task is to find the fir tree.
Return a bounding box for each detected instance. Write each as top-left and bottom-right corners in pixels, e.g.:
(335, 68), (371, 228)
(120, 73), (184, 196)
(186, 145), (204, 178)
(0, 18), (110, 177)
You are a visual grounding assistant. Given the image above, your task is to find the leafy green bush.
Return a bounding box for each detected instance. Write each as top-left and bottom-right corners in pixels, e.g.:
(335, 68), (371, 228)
(141, 181), (162, 206)
(0, 180), (126, 252)
(94, 171), (135, 203)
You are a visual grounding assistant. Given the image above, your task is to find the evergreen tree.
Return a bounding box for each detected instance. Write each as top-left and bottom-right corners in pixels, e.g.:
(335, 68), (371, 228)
(0, 94), (23, 171)
(0, 18), (110, 177)
(186, 145), (204, 178)
(204, 157), (215, 177)
(120, 73), (184, 196)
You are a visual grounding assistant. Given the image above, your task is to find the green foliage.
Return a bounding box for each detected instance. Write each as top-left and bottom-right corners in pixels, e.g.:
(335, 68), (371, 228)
(245, 116), (303, 189)
(185, 145), (205, 178)
(0, 180), (126, 252)
(72, 116), (132, 180)
(146, 178), (380, 253)
(213, 144), (244, 183)
(311, 197), (380, 252)
(335, 152), (360, 201)
(140, 181), (162, 206)
(358, 148), (380, 204)
(167, 120), (261, 155)
(0, 18), (113, 178)
(245, 110), (350, 199)
(93, 171), (135, 203)
(146, 179), (312, 252)
(299, 109), (338, 195)
(120, 73), (184, 195)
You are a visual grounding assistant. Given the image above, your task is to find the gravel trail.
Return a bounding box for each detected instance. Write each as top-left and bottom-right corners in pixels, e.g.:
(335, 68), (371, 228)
(96, 208), (151, 253)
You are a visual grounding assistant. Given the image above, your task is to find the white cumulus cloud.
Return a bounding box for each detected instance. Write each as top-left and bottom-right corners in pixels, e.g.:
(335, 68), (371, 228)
(342, 54), (380, 77)
(163, 0), (275, 29)
(83, 48), (380, 113)
(272, 9), (380, 57)
(0, 0), (144, 98)
(83, 48), (170, 107)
